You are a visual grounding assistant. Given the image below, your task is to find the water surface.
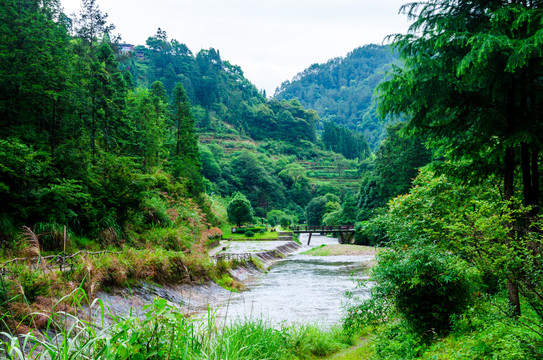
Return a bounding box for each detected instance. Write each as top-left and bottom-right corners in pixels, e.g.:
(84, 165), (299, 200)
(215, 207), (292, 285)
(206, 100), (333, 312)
(216, 234), (372, 326)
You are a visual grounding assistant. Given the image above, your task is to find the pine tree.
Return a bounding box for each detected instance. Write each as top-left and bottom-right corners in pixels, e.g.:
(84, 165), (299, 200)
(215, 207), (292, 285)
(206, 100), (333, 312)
(378, 0), (543, 316)
(171, 82), (203, 195)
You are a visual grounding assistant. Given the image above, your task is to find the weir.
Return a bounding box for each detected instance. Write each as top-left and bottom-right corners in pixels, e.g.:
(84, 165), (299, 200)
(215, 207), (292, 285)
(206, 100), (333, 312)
(213, 241), (301, 265)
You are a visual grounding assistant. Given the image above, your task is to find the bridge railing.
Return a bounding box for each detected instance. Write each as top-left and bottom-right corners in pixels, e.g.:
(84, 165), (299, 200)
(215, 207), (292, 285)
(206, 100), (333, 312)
(289, 225), (354, 232)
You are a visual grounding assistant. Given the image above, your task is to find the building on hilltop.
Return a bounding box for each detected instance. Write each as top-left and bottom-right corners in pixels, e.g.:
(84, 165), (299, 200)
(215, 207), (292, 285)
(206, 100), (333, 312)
(119, 43), (135, 55)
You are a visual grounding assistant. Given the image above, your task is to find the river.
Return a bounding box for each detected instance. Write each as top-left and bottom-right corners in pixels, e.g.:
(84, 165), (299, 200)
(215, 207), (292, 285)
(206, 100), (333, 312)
(214, 234), (373, 327)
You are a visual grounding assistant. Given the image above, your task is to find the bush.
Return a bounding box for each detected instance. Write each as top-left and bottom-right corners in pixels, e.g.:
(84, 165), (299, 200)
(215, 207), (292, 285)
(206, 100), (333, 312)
(237, 226), (264, 234)
(141, 195), (173, 227)
(278, 215), (294, 228)
(371, 245), (479, 335)
(354, 220), (388, 246)
(244, 231), (255, 237)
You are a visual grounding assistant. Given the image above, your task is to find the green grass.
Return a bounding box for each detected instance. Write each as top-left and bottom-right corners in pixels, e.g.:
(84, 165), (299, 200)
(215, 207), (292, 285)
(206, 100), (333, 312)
(340, 294), (543, 360)
(1, 296), (354, 360)
(320, 335), (375, 360)
(221, 224), (279, 240)
(301, 244), (377, 256)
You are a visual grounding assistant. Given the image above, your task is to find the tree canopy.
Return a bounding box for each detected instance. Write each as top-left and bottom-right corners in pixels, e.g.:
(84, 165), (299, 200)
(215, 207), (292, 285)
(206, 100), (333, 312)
(378, 0), (543, 317)
(276, 44), (399, 149)
(227, 192), (254, 227)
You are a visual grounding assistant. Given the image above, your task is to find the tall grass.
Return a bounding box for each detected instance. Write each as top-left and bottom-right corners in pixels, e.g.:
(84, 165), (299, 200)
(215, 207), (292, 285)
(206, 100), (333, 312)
(1, 294), (352, 359)
(0, 227), (353, 359)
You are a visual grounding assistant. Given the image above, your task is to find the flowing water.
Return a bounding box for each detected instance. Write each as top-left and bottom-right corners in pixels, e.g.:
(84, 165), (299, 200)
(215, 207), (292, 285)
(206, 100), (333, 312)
(215, 234), (373, 327)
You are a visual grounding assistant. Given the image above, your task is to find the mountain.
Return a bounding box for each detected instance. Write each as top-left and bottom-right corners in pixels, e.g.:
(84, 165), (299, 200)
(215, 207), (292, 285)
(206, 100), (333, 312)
(120, 29), (368, 218)
(274, 44), (399, 149)
(123, 29), (319, 145)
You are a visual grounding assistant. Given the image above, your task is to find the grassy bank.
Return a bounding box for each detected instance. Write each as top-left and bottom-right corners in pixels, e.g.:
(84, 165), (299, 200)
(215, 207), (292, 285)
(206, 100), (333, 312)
(301, 244), (377, 256)
(336, 292), (543, 359)
(220, 225), (279, 240)
(1, 297), (355, 359)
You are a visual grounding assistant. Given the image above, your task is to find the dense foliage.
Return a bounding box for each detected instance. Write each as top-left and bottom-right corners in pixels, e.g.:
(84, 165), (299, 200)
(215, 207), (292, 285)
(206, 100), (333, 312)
(343, 0), (543, 358)
(322, 120), (370, 160)
(117, 24), (367, 221)
(0, 0), (212, 247)
(357, 123), (432, 221)
(378, 0), (543, 317)
(0, 0), (346, 246)
(275, 44), (399, 149)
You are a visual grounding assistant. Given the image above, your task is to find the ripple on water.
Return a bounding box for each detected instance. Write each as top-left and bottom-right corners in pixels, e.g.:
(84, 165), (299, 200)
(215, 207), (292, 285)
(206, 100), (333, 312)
(216, 234), (372, 327)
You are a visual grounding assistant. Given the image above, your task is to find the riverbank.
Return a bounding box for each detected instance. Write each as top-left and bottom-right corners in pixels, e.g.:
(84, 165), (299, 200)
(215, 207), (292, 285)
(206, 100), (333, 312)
(302, 244), (378, 256)
(1, 234), (378, 359)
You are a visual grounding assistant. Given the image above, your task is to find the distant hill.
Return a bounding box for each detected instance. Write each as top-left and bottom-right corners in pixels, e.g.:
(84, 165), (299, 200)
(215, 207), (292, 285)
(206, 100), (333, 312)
(274, 44), (399, 149)
(124, 30), (319, 146)
(119, 29), (366, 218)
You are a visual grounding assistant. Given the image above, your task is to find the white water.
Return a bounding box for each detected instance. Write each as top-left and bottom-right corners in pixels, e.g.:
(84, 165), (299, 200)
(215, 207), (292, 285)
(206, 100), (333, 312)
(215, 234), (372, 327)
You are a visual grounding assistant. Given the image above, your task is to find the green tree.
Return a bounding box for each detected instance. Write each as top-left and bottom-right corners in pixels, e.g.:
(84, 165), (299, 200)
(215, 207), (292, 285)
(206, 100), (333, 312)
(358, 123), (431, 220)
(333, 155), (349, 184)
(266, 209), (295, 228)
(229, 151), (287, 216)
(0, 0), (74, 151)
(0, 139), (48, 238)
(126, 88), (167, 167)
(72, 0), (122, 162)
(96, 36), (129, 152)
(75, 0), (115, 49)
(278, 163), (307, 185)
(199, 144), (221, 182)
(305, 196), (328, 226)
(378, 0), (543, 315)
(227, 192), (254, 227)
(172, 82), (195, 157)
(170, 82), (203, 195)
(322, 121), (370, 160)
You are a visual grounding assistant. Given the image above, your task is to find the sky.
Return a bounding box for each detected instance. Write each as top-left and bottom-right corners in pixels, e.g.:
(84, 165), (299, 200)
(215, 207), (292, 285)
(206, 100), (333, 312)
(60, 0), (411, 95)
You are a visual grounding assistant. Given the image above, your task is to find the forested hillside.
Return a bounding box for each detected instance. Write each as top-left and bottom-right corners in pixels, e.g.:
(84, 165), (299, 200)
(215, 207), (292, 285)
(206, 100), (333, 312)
(275, 44), (398, 149)
(0, 0), (374, 247)
(119, 27), (374, 221)
(0, 0), (220, 247)
(122, 29), (320, 145)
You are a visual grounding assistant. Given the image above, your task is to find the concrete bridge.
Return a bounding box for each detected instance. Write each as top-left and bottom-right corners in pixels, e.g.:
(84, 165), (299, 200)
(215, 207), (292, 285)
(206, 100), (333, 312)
(289, 225), (355, 245)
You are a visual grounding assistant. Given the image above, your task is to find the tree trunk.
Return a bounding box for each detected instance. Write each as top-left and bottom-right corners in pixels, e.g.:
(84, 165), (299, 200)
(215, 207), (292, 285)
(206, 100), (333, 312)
(505, 77), (521, 316)
(531, 147), (539, 217)
(505, 146), (521, 317)
(521, 142), (533, 206)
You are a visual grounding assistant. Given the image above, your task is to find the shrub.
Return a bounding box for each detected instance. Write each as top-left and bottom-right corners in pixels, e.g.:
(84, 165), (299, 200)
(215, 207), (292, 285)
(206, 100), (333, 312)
(141, 195), (173, 227)
(370, 245), (479, 335)
(33, 221), (67, 251)
(354, 220), (388, 246)
(244, 231), (255, 237)
(278, 215), (294, 228)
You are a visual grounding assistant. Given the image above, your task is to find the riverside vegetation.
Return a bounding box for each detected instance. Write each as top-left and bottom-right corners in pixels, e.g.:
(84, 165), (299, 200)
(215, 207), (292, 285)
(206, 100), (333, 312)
(2, 0), (543, 358)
